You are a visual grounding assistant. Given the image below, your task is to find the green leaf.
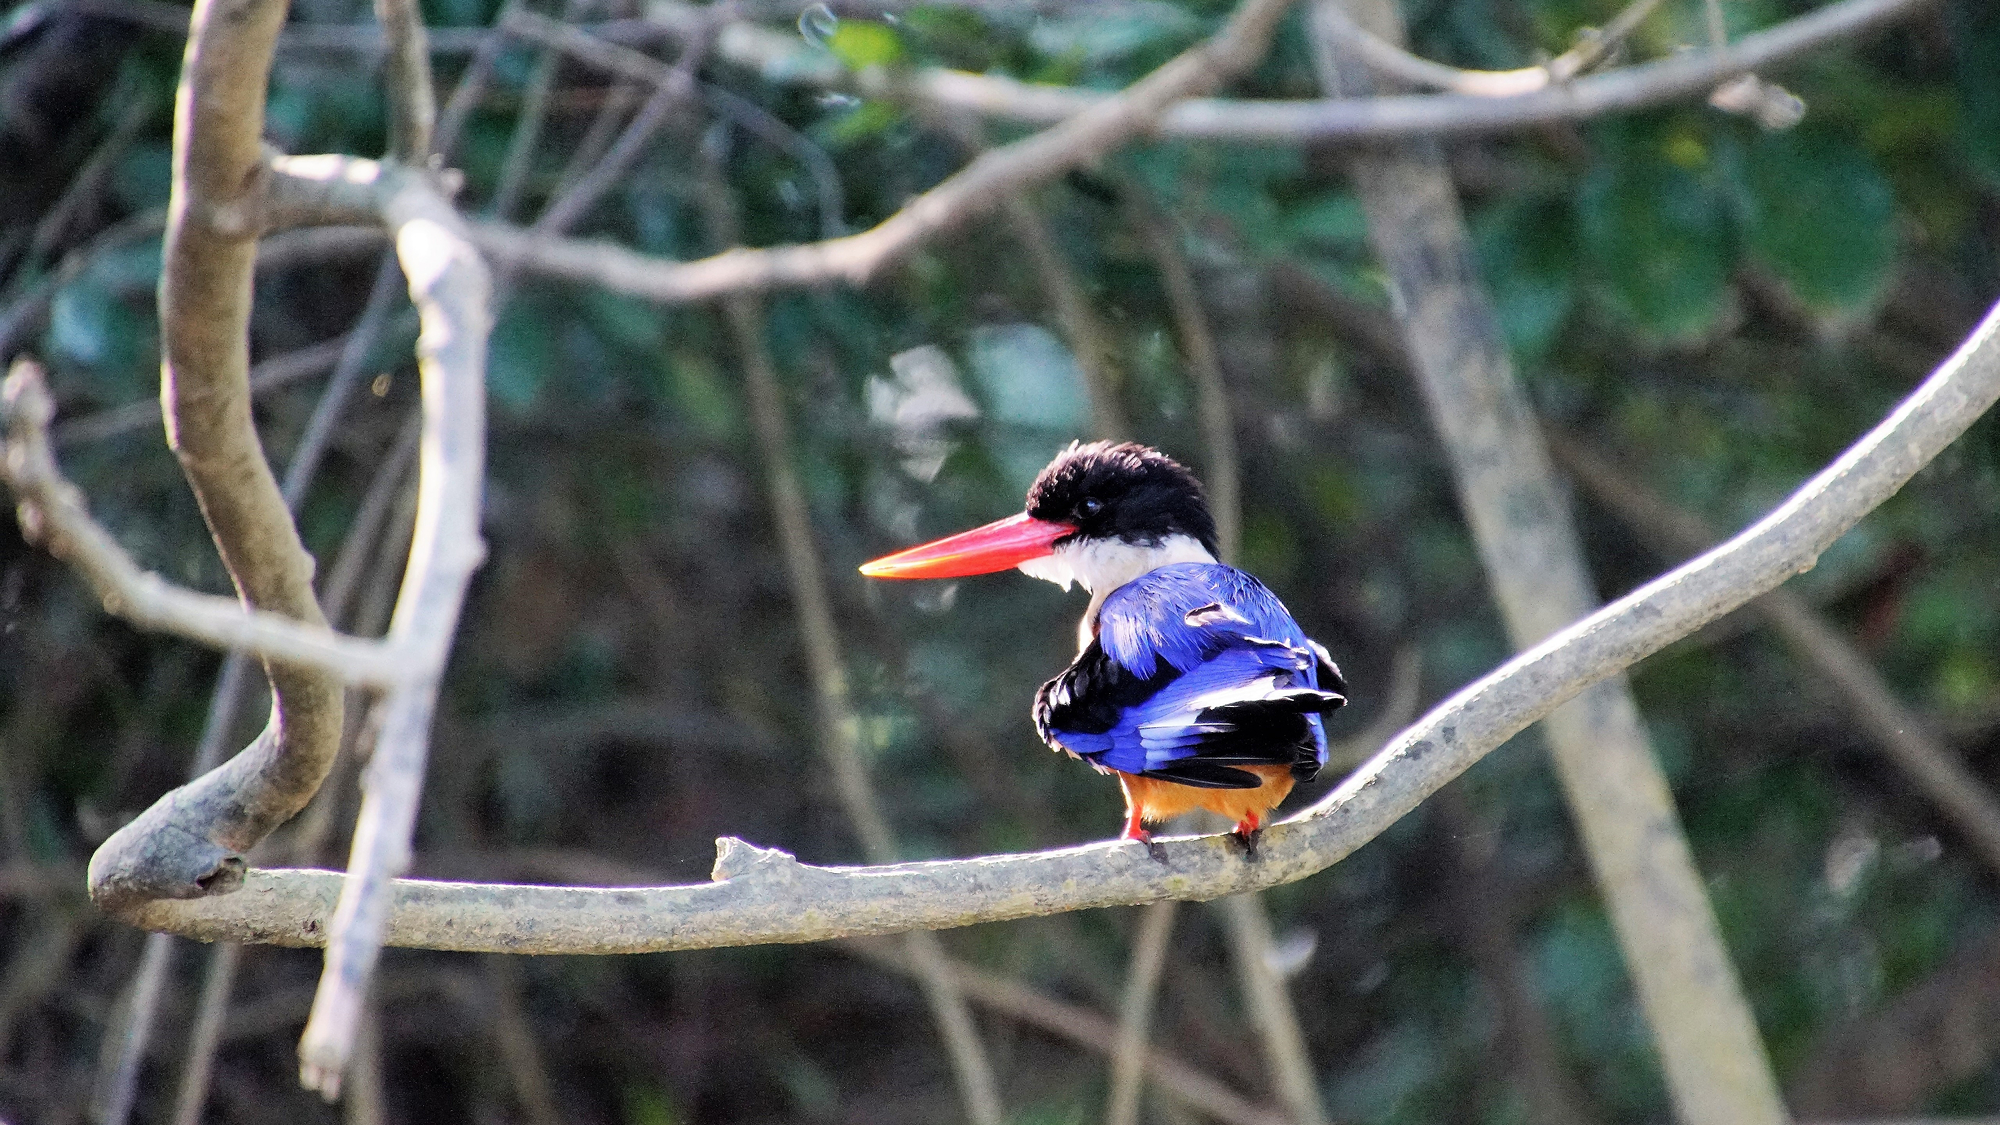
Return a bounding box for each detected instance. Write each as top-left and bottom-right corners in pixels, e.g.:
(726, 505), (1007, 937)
(1578, 133), (1731, 342)
(827, 21), (904, 70)
(487, 300), (554, 414)
(1284, 190), (1369, 249)
(1472, 197), (1577, 358)
(1739, 130), (1897, 313)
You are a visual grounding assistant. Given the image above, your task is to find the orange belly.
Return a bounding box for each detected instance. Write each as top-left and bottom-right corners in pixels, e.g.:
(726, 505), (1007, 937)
(1116, 765), (1296, 827)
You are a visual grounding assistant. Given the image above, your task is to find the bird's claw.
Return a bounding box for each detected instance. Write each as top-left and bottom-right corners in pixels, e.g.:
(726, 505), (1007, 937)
(1122, 825), (1170, 864)
(1230, 826), (1262, 861)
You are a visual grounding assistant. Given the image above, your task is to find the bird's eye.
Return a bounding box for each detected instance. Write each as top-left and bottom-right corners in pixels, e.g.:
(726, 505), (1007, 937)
(1077, 497), (1103, 518)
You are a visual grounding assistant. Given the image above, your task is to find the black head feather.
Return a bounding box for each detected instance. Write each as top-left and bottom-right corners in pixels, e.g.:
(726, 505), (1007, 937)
(1025, 441), (1219, 556)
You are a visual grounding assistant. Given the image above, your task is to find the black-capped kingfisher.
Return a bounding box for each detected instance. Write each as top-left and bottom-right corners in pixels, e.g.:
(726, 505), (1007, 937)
(861, 441), (1346, 850)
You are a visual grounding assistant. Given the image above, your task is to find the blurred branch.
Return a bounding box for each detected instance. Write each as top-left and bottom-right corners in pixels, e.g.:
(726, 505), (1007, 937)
(1550, 433), (2000, 878)
(484, 955), (564, 1125)
(114, 299), (2000, 958)
(478, 0), (1302, 297)
(1314, 0), (1666, 94)
(699, 0), (1917, 140)
(1324, 645), (1421, 774)
(374, 0), (435, 163)
(25, 97), (152, 265)
(1214, 893), (1327, 1125)
(1309, 3), (1784, 1123)
(0, 207), (164, 370)
(88, 923), (173, 1125)
(1106, 901), (1179, 1125)
(1001, 192), (1132, 442)
(51, 328), (392, 449)
(848, 938), (1294, 1125)
(700, 167), (1004, 1125)
(1126, 187), (1239, 563)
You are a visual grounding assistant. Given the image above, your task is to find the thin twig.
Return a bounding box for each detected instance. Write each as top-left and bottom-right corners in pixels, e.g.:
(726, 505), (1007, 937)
(700, 158), (1005, 1125)
(0, 207), (164, 371)
(1215, 893), (1326, 1125)
(1309, 0), (1670, 92)
(90, 931), (175, 1125)
(503, 13), (846, 237)
(1323, 645), (1421, 774)
(169, 941), (243, 1125)
(485, 955), (564, 1125)
(488, 50), (562, 223)
(0, 364), (420, 686)
(116, 299), (2000, 958)
(27, 97), (153, 263)
(1434, 789), (1600, 1125)
(1551, 433), (2000, 878)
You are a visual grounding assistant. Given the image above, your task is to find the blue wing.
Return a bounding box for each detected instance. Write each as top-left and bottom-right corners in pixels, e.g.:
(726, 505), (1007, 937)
(1033, 563), (1346, 786)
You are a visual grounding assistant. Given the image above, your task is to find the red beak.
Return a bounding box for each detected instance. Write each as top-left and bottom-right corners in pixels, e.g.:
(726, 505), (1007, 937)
(859, 512), (1075, 579)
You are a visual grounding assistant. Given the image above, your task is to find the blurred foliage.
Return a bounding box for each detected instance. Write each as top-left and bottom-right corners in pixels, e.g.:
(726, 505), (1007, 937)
(1, 0), (1998, 1121)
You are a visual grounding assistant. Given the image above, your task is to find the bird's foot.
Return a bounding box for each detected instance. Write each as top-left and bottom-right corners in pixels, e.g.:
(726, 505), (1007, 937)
(1230, 815), (1262, 860)
(1122, 818), (1169, 864)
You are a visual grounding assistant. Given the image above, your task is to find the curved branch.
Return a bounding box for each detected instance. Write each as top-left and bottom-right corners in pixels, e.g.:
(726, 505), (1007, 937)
(707, 0), (1917, 139)
(120, 297), (2000, 952)
(478, 0), (1300, 298)
(87, 0), (345, 915)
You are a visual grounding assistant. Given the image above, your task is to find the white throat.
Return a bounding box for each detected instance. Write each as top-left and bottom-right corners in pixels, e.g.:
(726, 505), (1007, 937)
(1017, 534), (1216, 649)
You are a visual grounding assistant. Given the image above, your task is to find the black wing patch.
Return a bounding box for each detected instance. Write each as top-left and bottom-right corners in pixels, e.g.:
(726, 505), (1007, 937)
(1034, 639), (1181, 742)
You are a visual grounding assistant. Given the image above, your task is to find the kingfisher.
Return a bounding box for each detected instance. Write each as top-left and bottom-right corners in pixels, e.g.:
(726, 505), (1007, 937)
(860, 441), (1346, 851)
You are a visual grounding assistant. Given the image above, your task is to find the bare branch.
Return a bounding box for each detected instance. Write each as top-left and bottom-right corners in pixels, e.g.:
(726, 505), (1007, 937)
(294, 155), (491, 1096)
(1126, 199), (1326, 1123)
(75, 0), (346, 924)
(1552, 433), (2000, 878)
(479, 0), (1302, 298)
(1001, 191), (1133, 442)
(701, 0), (1916, 140)
(475, 0), (1921, 309)
(112, 301), (2000, 958)
(0, 363), (415, 685)
(1126, 188), (1238, 560)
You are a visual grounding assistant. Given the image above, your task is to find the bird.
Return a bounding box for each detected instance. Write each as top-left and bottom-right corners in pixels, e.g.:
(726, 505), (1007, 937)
(860, 441), (1346, 852)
